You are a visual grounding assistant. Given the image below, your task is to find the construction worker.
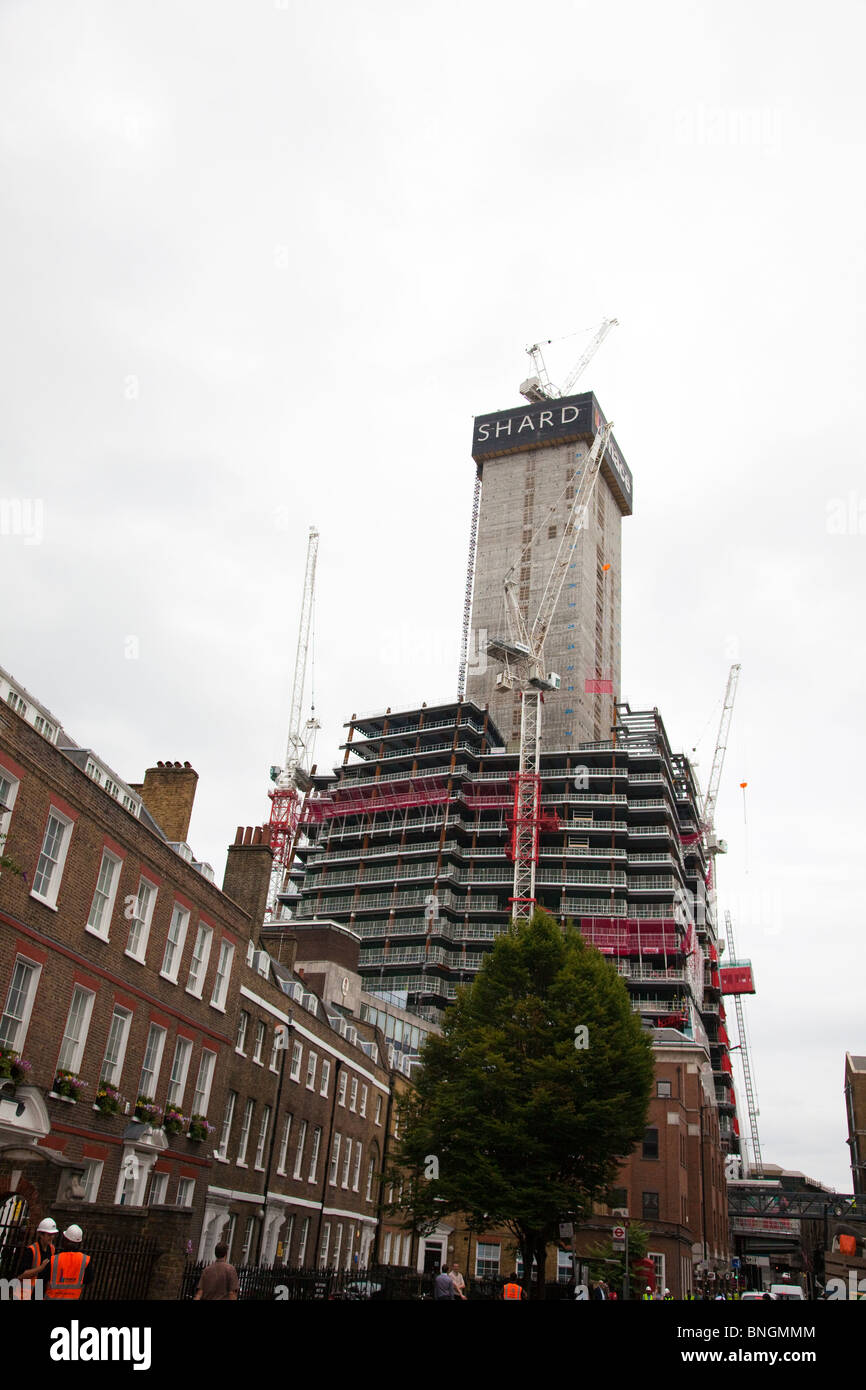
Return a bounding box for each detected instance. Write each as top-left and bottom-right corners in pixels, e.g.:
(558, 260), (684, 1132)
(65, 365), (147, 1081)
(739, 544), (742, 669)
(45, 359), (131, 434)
(503, 1274), (524, 1300)
(663, 1287), (674, 1301)
(46, 1224), (92, 1300)
(642, 1284), (654, 1301)
(14, 1217), (57, 1299)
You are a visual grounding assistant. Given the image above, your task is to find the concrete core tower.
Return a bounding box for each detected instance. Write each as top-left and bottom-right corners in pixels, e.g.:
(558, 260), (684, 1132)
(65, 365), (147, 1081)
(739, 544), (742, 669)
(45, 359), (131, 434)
(465, 390), (633, 751)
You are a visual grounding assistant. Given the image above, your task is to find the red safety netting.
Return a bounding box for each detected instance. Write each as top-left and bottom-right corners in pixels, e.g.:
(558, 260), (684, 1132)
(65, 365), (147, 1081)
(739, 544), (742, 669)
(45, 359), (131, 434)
(577, 917), (693, 957)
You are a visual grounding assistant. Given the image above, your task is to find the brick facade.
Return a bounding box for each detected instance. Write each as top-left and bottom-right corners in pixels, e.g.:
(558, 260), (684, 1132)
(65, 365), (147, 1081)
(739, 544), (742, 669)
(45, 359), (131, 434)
(0, 697), (249, 1267)
(202, 916), (393, 1272)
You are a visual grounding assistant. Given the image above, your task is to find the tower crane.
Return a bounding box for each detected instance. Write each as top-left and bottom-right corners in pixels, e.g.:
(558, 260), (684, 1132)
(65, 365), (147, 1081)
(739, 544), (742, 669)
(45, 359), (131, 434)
(701, 662), (741, 893)
(724, 909), (763, 1177)
(520, 317), (618, 403)
(487, 421), (613, 924)
(266, 526), (321, 918)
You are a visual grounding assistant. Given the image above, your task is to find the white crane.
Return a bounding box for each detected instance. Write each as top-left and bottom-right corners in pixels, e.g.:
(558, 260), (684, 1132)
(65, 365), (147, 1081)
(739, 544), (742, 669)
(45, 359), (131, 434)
(487, 422), (614, 923)
(520, 317), (618, 403)
(724, 909), (763, 1177)
(266, 526), (321, 918)
(702, 662), (741, 888)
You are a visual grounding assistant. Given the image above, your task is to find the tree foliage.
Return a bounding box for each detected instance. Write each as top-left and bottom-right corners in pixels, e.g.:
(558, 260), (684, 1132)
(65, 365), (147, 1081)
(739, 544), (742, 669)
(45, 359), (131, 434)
(586, 1221), (650, 1295)
(388, 911), (654, 1296)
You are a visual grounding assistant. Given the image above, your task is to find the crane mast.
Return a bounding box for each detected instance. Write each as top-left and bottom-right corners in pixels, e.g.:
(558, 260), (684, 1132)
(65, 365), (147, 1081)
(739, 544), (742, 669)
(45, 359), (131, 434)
(266, 526), (320, 918)
(488, 422), (613, 924)
(725, 909), (763, 1177)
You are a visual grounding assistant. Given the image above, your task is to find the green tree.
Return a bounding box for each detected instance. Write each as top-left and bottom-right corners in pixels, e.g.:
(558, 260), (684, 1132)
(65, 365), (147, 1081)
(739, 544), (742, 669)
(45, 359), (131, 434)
(586, 1220), (650, 1298)
(388, 910), (654, 1299)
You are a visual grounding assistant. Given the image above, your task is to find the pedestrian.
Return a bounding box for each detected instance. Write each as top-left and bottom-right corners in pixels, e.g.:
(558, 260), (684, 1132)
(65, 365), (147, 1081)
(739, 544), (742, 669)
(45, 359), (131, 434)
(448, 1263), (467, 1300)
(502, 1273), (524, 1300)
(663, 1287), (674, 1301)
(592, 1279), (608, 1300)
(433, 1265), (456, 1300)
(642, 1284), (654, 1301)
(45, 1224), (92, 1301)
(194, 1242), (239, 1301)
(14, 1217), (57, 1300)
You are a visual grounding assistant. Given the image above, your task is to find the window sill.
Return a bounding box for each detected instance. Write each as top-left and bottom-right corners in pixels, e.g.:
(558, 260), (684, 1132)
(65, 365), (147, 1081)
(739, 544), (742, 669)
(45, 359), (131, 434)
(236, 1161), (248, 1169)
(185, 987), (204, 1001)
(212, 1154), (229, 1165)
(30, 892), (59, 912)
(252, 1059), (264, 1068)
(85, 925), (111, 943)
(209, 998), (227, 1013)
(124, 949), (147, 966)
(235, 1048), (247, 1057)
(48, 1092), (76, 1104)
(158, 970), (180, 985)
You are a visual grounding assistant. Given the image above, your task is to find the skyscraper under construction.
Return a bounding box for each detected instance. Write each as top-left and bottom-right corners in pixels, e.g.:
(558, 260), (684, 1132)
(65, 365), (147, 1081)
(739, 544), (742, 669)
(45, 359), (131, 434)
(464, 390), (632, 751)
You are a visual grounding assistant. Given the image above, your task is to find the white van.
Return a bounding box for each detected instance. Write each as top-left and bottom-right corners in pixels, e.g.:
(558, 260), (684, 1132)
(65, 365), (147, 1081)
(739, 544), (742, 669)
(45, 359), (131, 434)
(769, 1284), (805, 1301)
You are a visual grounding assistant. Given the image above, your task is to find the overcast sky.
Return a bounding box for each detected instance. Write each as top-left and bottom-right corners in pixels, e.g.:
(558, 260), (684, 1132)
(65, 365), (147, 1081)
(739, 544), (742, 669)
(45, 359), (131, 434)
(1, 1), (863, 1191)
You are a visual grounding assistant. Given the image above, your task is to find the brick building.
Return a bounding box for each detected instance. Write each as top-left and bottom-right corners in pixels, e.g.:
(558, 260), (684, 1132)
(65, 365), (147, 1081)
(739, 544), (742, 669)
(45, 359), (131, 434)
(200, 906), (395, 1272)
(0, 666), (422, 1290)
(0, 668), (250, 1280)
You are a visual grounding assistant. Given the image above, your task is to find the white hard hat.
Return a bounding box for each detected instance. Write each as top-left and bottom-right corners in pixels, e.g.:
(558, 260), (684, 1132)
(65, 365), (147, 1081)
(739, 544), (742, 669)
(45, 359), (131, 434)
(645, 1285), (652, 1291)
(664, 1288), (670, 1294)
(63, 1223), (83, 1243)
(37, 1218), (58, 1235)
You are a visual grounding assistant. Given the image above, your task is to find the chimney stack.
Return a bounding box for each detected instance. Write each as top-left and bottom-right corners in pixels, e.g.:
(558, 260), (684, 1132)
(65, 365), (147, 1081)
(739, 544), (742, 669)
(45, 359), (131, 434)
(135, 761), (199, 843)
(222, 826), (273, 942)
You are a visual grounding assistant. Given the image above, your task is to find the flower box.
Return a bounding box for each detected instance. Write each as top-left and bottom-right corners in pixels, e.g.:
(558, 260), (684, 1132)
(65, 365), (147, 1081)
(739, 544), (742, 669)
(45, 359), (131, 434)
(94, 1084), (125, 1116)
(187, 1114), (216, 1143)
(0, 1049), (31, 1086)
(52, 1071), (87, 1102)
(134, 1095), (163, 1126)
(162, 1106), (187, 1136)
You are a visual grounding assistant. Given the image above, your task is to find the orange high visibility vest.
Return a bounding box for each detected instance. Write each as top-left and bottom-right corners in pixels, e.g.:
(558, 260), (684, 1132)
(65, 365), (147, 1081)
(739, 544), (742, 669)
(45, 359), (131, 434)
(13, 1241), (54, 1300)
(503, 1282), (523, 1300)
(46, 1251), (91, 1300)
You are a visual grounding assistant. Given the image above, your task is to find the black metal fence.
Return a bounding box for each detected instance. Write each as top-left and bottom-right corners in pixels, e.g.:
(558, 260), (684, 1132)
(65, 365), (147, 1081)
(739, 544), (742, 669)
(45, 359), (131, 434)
(80, 1231), (159, 1300)
(181, 1261), (575, 1301)
(1, 1228), (159, 1300)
